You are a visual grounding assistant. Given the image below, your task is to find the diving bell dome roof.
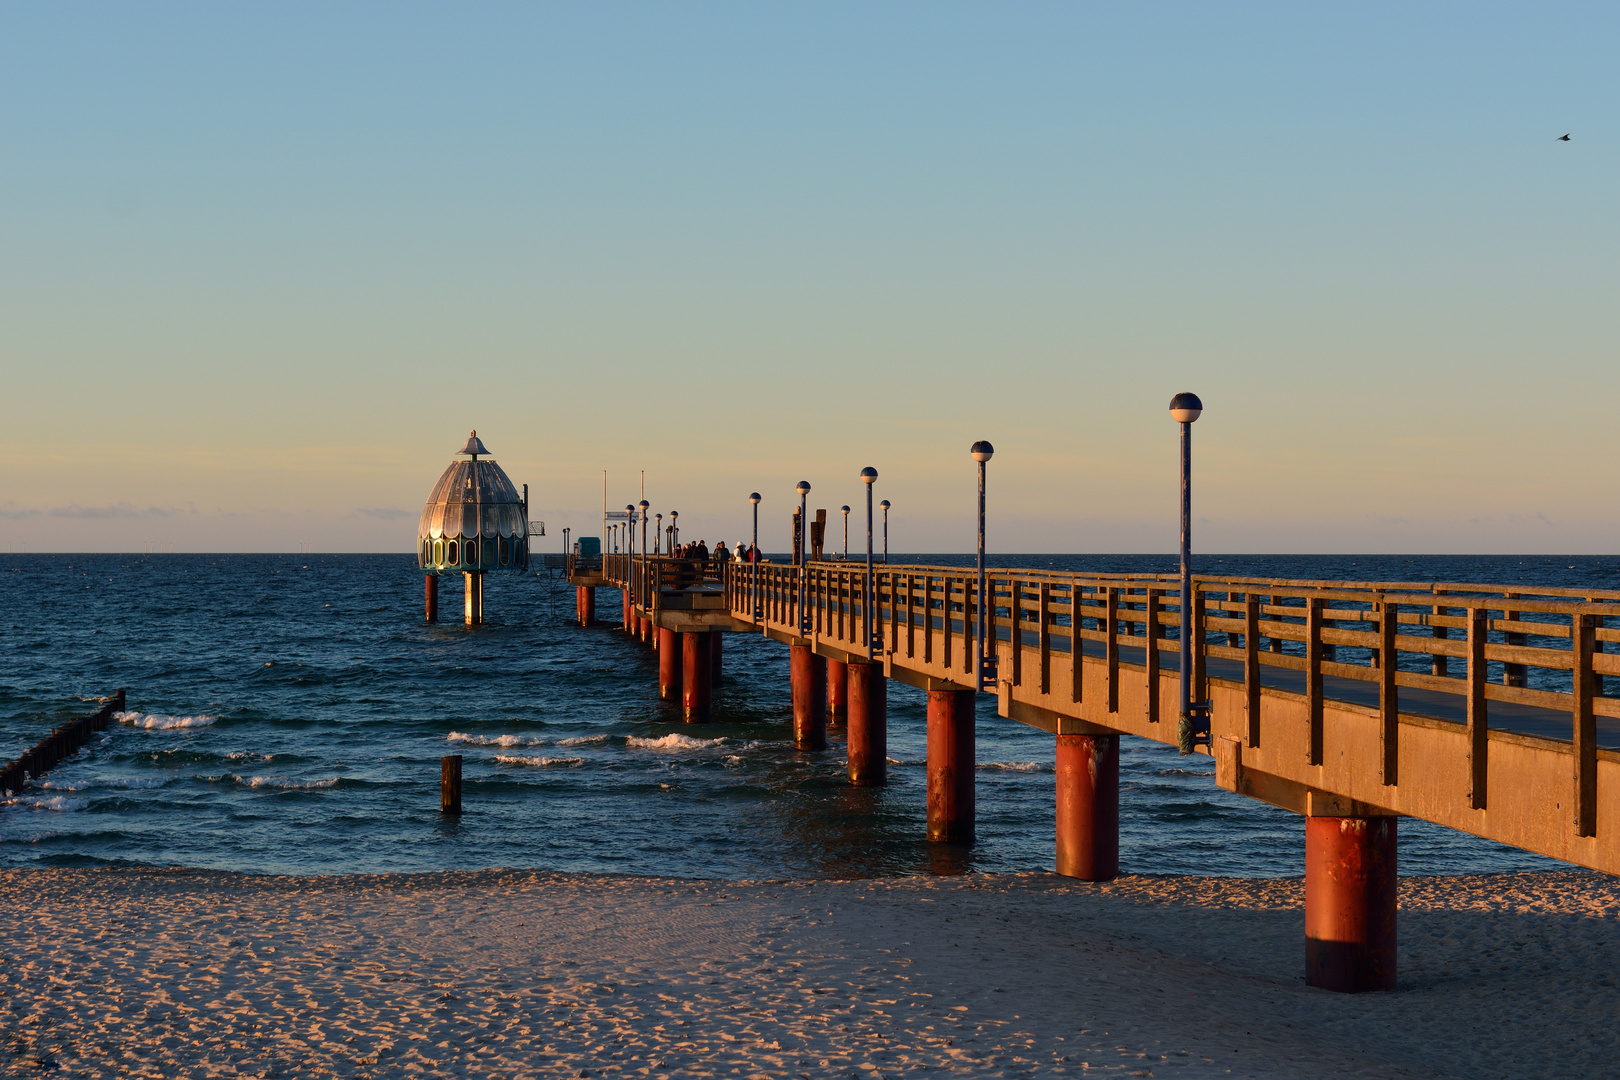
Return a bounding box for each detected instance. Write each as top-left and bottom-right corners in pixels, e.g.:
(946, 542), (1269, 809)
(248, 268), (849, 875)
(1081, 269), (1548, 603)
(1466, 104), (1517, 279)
(418, 431), (526, 543)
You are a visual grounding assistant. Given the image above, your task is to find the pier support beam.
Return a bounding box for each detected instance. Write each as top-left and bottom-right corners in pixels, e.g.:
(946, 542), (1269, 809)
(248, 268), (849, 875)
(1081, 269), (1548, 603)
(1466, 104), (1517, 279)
(1055, 734), (1119, 881)
(424, 576), (438, 623)
(927, 689), (976, 843)
(827, 658), (848, 725)
(791, 644), (827, 750)
(846, 662), (887, 785)
(1305, 815), (1397, 993)
(577, 586), (595, 626)
(622, 590), (631, 632)
(658, 627), (682, 702)
(682, 631), (713, 722)
(463, 571), (483, 626)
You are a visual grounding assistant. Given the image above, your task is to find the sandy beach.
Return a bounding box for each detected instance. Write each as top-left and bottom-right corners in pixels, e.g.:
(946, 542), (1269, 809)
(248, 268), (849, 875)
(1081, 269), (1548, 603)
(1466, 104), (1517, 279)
(0, 868), (1615, 1079)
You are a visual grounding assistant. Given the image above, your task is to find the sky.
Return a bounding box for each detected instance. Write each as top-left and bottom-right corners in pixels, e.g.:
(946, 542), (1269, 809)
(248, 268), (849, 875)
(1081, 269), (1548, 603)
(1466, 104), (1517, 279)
(1, 3), (1616, 554)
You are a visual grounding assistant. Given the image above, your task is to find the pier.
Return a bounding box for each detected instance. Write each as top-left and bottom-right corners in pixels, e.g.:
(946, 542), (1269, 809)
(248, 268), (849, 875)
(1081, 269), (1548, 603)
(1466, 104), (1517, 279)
(572, 551), (1620, 992)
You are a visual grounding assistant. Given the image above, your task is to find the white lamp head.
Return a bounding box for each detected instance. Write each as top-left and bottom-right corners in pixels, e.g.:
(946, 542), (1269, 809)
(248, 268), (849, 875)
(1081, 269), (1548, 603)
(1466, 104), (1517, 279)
(860, 466), (878, 485)
(970, 440), (994, 463)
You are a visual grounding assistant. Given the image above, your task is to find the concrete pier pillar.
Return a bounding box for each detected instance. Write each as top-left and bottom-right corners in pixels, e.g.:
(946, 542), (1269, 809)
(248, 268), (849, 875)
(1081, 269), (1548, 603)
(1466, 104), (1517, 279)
(1055, 734), (1119, 881)
(658, 627), (682, 701)
(710, 631), (723, 687)
(826, 658), (849, 725)
(791, 644), (827, 750)
(1305, 815), (1397, 992)
(638, 614), (651, 645)
(682, 631), (713, 722)
(463, 571), (483, 626)
(577, 586), (595, 626)
(927, 689), (976, 843)
(622, 590), (631, 632)
(424, 575), (439, 623)
(846, 662), (887, 785)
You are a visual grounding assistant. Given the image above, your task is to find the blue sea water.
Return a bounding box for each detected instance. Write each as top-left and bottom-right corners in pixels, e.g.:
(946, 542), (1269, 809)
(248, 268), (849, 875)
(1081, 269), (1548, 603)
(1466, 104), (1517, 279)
(1, 553), (1613, 880)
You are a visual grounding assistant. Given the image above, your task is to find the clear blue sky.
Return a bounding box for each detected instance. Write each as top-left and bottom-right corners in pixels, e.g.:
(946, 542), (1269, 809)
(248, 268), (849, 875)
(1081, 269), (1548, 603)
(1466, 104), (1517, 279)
(2, 4), (1614, 553)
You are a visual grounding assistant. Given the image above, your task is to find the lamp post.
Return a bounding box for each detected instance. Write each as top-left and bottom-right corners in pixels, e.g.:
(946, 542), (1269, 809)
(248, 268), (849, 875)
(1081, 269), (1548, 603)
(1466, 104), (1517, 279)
(749, 492), (762, 619)
(796, 481), (811, 633)
(1170, 392), (1207, 755)
(670, 510), (679, 551)
(655, 514), (663, 556)
(638, 500), (650, 613)
(880, 500), (890, 562)
(971, 441), (995, 692)
(861, 469), (878, 659)
(841, 505), (850, 560)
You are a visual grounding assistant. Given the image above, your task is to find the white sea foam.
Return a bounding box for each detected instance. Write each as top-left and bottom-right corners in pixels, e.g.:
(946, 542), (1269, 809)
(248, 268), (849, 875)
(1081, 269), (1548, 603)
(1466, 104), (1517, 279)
(9, 795), (85, 812)
(447, 731), (544, 748)
(979, 761), (1050, 773)
(243, 776), (339, 790)
(626, 733), (729, 752)
(494, 755), (584, 768)
(555, 734), (611, 747)
(117, 711), (218, 731)
(40, 777), (166, 792)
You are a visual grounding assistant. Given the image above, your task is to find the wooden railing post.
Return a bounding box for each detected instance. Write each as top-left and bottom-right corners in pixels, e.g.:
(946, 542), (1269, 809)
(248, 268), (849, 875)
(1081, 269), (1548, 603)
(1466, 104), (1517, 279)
(1574, 609), (1597, 836)
(1269, 594), (1283, 652)
(1070, 586), (1084, 705)
(1244, 593), (1260, 746)
(1105, 586), (1120, 714)
(1038, 582), (1052, 695)
(1009, 577), (1022, 687)
(1503, 594), (1527, 687)
(1145, 588), (1161, 724)
(1380, 594), (1398, 786)
(1466, 607), (1487, 810)
(1307, 596), (1324, 765)
(1192, 587), (1208, 705)
(1432, 603), (1449, 677)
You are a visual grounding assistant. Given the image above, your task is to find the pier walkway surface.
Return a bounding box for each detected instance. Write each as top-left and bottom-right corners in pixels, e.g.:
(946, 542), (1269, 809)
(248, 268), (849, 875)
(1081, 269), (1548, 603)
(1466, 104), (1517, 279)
(571, 553), (1620, 993)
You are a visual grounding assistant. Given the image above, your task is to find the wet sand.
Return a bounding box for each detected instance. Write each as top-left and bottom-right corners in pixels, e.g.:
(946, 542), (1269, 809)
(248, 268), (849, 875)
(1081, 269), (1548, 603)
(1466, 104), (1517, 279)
(0, 868), (1615, 1078)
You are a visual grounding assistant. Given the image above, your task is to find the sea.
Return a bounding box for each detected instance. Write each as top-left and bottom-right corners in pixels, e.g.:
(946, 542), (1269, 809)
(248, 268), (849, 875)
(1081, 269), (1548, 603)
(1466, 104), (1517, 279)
(2, 553), (1614, 880)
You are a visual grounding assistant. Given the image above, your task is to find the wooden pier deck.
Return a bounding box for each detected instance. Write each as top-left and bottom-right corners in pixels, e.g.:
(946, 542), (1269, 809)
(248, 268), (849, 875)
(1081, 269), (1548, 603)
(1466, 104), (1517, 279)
(589, 553), (1620, 876)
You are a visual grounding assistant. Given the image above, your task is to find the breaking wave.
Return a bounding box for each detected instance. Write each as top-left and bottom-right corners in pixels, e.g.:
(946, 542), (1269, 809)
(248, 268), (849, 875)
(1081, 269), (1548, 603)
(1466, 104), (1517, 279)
(117, 712), (218, 730)
(494, 755), (584, 768)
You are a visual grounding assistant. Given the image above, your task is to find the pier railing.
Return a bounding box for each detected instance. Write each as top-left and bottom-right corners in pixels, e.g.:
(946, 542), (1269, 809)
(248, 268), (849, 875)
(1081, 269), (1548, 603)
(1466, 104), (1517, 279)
(594, 555), (1620, 870)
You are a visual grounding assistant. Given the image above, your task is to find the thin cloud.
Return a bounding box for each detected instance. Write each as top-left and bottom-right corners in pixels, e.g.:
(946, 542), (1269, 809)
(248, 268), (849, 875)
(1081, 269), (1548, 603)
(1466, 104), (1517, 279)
(47, 503), (183, 520)
(0, 502), (41, 520)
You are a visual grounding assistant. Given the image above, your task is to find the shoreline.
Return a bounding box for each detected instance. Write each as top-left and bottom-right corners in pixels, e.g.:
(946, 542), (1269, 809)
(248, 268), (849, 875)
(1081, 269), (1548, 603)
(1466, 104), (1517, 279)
(0, 868), (1615, 1078)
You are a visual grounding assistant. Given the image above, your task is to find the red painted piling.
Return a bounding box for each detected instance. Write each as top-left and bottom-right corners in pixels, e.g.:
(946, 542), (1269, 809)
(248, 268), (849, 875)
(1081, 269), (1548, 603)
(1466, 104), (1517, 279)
(658, 627), (682, 701)
(622, 590), (632, 632)
(577, 586), (595, 626)
(791, 644), (827, 750)
(682, 631), (713, 722)
(1305, 815), (1398, 992)
(1055, 734), (1119, 880)
(927, 689), (976, 843)
(826, 658), (848, 724)
(846, 662), (887, 785)
(424, 576), (439, 623)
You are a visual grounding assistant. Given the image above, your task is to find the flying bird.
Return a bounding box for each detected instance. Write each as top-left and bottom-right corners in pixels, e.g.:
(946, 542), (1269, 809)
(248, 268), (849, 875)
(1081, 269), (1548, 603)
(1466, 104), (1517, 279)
(1558, 133), (1571, 141)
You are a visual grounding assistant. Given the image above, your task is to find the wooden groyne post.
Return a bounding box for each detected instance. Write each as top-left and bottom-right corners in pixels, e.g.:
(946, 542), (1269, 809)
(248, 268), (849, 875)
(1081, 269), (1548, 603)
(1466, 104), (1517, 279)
(0, 691), (124, 795)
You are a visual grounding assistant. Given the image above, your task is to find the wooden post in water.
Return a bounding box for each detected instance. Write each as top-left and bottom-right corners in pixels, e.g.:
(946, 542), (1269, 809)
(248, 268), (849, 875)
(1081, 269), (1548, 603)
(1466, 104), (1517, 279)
(1055, 733), (1119, 881)
(826, 658), (848, 725)
(441, 755), (462, 813)
(790, 644), (827, 750)
(846, 661), (886, 785)
(681, 631), (712, 722)
(658, 627), (682, 702)
(926, 688), (975, 842)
